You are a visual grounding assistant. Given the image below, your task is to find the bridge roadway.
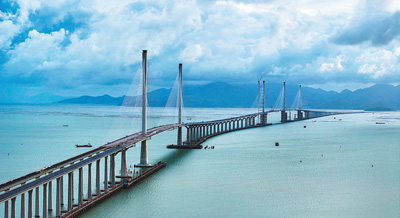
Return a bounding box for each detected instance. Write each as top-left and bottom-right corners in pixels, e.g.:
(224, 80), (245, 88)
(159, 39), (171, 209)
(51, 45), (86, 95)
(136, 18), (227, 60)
(0, 123), (183, 198)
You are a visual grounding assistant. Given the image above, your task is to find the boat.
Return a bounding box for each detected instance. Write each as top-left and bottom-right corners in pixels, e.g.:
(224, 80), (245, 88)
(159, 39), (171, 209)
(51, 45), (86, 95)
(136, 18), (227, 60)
(76, 143), (92, 148)
(63, 125), (69, 127)
(375, 122), (385, 124)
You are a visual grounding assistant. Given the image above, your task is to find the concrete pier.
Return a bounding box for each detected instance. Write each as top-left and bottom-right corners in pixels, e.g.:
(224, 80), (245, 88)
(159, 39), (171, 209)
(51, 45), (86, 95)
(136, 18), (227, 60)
(48, 181), (52, 212)
(104, 156), (108, 190)
(28, 190), (32, 218)
(43, 183), (47, 218)
(96, 160), (100, 195)
(87, 163), (92, 199)
(35, 187), (39, 217)
(67, 173), (72, 210)
(56, 178), (61, 217)
(11, 197), (15, 218)
(78, 167), (83, 205)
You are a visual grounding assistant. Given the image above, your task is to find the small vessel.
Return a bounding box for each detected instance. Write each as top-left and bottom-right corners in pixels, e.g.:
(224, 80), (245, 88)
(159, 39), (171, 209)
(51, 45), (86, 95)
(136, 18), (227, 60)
(275, 142), (279, 146)
(63, 125), (69, 127)
(76, 143), (92, 148)
(375, 122), (385, 124)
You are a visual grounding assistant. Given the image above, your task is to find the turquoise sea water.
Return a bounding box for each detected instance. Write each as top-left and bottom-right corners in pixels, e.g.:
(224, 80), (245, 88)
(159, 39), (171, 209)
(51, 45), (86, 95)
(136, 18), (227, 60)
(0, 105), (399, 218)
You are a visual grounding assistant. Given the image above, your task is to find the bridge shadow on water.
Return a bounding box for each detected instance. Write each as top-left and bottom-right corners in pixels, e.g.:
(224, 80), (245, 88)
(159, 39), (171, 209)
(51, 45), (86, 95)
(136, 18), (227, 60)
(158, 149), (192, 166)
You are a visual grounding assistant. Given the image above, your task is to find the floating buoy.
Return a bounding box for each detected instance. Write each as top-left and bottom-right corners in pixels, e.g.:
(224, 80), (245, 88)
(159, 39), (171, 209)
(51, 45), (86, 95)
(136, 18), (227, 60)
(275, 142), (279, 146)
(371, 164), (374, 167)
(321, 154), (323, 157)
(304, 126), (306, 128)
(300, 160), (302, 163)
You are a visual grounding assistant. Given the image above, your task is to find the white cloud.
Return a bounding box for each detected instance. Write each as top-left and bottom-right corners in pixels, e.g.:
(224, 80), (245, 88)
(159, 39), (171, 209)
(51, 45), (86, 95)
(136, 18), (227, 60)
(0, 20), (20, 49)
(0, 0), (400, 101)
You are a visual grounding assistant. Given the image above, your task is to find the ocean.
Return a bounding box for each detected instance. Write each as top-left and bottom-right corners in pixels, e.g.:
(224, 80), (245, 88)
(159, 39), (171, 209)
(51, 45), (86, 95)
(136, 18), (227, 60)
(0, 105), (399, 218)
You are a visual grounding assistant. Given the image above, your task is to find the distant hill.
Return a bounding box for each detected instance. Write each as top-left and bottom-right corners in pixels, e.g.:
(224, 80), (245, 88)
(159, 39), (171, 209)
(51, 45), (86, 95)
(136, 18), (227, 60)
(56, 83), (400, 110)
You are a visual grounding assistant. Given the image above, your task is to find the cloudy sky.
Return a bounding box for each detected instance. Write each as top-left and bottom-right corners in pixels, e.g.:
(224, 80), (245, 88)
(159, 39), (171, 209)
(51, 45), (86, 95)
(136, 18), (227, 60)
(0, 0), (399, 103)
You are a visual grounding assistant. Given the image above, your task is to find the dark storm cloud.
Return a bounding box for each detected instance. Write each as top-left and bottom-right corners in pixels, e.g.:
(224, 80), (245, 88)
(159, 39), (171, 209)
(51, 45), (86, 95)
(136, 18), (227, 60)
(331, 11), (400, 46)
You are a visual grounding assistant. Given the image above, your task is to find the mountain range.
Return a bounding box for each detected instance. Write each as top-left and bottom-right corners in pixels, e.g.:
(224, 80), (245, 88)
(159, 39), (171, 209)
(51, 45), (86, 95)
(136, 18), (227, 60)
(57, 82), (400, 110)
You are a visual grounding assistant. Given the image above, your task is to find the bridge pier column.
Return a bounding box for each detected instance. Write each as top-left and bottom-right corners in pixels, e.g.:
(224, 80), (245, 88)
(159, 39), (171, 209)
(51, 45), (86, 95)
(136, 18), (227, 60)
(96, 160), (100, 195)
(186, 128), (190, 142)
(110, 154), (115, 188)
(104, 156), (108, 190)
(56, 178), (61, 218)
(120, 150), (126, 177)
(35, 187), (39, 217)
(67, 173), (72, 210)
(177, 127), (183, 146)
(71, 172), (74, 200)
(21, 193), (25, 218)
(297, 110), (303, 120)
(88, 163), (92, 199)
(48, 181), (52, 212)
(78, 167), (83, 205)
(28, 190), (32, 218)
(43, 183), (48, 218)
(60, 177), (63, 206)
(11, 197), (15, 218)
(4, 200), (8, 218)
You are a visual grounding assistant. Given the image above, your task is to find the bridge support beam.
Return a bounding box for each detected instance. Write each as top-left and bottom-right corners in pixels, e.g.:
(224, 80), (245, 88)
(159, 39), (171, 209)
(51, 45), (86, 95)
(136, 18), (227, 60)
(120, 150), (126, 177)
(4, 200), (8, 218)
(48, 181), (52, 212)
(11, 197), (15, 218)
(96, 160), (100, 195)
(43, 183), (48, 218)
(104, 156), (108, 190)
(67, 173), (72, 210)
(88, 163), (92, 199)
(28, 190), (32, 218)
(56, 178), (61, 217)
(35, 187), (39, 217)
(110, 154), (115, 187)
(78, 167), (83, 205)
(71, 172), (74, 200)
(21, 193), (25, 218)
(60, 177), (63, 206)
(297, 110), (303, 120)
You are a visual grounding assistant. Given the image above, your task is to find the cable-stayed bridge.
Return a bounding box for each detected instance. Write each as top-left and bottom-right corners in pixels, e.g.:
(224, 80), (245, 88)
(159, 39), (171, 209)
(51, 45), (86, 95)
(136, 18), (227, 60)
(0, 50), (359, 218)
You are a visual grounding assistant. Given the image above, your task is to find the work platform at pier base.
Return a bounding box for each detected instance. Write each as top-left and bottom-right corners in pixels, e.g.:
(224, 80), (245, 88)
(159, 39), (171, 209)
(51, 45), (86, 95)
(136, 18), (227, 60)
(62, 162), (166, 218)
(166, 144), (203, 149)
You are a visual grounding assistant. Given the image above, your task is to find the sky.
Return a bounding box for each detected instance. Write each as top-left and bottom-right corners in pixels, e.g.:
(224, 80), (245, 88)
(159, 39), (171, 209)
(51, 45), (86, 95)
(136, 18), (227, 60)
(0, 0), (399, 103)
